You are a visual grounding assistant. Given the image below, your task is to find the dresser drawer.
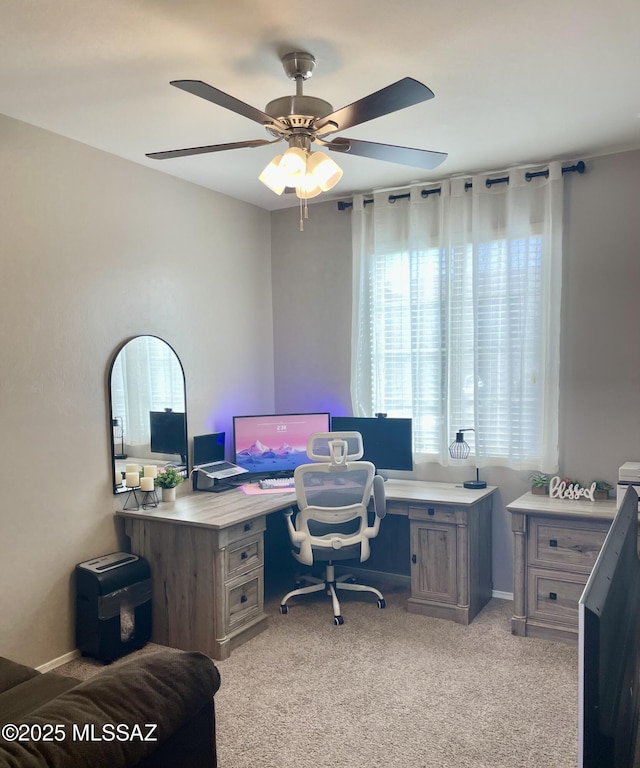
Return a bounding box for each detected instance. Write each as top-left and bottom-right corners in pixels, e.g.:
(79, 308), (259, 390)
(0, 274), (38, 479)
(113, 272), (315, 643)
(226, 569), (264, 633)
(528, 517), (608, 573)
(224, 535), (263, 580)
(527, 567), (587, 626)
(409, 504), (457, 524)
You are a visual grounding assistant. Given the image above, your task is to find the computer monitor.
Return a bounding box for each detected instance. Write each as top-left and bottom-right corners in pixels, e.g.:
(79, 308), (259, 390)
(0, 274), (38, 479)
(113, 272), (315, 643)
(233, 412), (330, 478)
(330, 416), (413, 472)
(149, 410), (187, 464)
(193, 432), (225, 466)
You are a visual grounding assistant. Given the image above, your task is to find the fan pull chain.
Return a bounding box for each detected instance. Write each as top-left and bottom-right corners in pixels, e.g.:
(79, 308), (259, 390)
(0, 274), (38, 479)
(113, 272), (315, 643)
(299, 198), (304, 231)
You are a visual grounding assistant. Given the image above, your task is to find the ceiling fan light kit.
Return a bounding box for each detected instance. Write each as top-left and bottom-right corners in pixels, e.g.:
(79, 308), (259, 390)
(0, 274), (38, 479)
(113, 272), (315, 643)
(147, 51), (447, 227)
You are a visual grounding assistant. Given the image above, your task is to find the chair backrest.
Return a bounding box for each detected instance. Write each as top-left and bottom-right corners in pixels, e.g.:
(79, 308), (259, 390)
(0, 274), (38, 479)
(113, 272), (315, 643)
(288, 432), (386, 566)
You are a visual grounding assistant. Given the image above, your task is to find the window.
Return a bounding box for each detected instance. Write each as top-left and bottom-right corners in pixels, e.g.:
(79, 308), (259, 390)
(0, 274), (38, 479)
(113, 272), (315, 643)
(351, 167), (563, 471)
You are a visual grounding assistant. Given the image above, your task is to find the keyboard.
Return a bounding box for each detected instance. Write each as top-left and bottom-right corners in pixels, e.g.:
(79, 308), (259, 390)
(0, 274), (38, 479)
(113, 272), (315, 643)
(259, 477), (296, 490)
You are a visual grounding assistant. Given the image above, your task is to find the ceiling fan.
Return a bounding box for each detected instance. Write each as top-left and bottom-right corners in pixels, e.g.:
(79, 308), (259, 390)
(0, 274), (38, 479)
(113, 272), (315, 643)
(146, 52), (447, 201)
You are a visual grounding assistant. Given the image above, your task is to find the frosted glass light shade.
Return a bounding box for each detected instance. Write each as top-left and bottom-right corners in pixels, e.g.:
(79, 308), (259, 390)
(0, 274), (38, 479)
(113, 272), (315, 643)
(296, 173), (322, 200)
(258, 155), (286, 195)
(279, 147), (307, 179)
(306, 151), (343, 191)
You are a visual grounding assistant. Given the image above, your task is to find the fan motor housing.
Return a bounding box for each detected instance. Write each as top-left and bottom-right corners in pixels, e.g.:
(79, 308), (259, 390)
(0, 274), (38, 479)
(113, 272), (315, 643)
(264, 95), (334, 134)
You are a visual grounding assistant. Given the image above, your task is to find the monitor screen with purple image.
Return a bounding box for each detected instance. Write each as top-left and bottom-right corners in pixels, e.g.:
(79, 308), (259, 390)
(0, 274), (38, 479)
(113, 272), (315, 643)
(233, 412), (330, 477)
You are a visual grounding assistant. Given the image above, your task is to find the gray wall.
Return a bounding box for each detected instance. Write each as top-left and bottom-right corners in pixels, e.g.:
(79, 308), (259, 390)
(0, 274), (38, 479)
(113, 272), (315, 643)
(2, 108), (637, 666)
(271, 150), (640, 594)
(0, 114), (274, 666)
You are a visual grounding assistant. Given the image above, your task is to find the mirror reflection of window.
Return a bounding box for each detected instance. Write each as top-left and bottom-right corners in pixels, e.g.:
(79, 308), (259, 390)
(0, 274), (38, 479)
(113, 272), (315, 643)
(110, 336), (185, 462)
(109, 335), (188, 495)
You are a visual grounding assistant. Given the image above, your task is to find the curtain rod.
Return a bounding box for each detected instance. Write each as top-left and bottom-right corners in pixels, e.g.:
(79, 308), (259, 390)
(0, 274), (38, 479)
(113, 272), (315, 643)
(336, 160), (585, 211)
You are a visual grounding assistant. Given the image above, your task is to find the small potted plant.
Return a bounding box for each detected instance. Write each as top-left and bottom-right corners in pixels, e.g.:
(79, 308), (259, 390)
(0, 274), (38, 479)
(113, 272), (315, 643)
(529, 472), (550, 495)
(591, 480), (613, 501)
(155, 466), (184, 502)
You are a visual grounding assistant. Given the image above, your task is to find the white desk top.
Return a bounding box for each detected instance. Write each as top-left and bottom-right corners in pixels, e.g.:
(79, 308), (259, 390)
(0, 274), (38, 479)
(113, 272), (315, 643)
(507, 491), (618, 521)
(116, 479), (497, 531)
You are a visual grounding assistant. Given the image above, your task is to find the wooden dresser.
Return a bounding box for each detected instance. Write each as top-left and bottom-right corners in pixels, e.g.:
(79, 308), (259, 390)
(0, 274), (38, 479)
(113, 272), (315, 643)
(507, 492), (618, 643)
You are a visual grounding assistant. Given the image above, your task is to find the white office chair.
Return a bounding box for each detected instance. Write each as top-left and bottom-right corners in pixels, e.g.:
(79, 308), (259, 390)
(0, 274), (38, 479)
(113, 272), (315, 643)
(279, 431), (387, 625)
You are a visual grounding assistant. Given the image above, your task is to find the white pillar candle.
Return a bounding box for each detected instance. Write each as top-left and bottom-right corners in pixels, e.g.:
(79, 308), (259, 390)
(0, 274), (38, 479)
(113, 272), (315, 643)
(125, 472), (139, 488)
(125, 463), (139, 474)
(143, 465), (158, 479)
(140, 476), (155, 491)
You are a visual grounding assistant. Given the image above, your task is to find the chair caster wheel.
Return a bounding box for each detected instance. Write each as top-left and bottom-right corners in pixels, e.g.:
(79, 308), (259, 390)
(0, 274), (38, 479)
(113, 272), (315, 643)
(280, 604), (288, 614)
(377, 598), (386, 609)
(333, 615), (344, 626)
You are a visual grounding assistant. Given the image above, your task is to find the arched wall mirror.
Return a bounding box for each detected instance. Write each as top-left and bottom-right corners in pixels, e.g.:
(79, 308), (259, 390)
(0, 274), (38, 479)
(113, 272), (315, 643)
(108, 335), (188, 494)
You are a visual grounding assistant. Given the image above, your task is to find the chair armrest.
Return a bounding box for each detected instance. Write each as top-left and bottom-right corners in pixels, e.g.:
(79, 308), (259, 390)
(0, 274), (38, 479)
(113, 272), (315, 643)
(283, 508), (307, 544)
(372, 475), (386, 519)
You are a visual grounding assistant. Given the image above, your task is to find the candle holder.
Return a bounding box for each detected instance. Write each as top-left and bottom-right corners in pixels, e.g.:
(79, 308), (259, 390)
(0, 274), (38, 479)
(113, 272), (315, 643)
(141, 489), (159, 509)
(123, 486), (141, 511)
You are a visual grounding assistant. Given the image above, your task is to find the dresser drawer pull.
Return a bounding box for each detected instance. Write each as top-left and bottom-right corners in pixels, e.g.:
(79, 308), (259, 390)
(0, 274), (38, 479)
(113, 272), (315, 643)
(549, 592), (557, 600)
(241, 551), (248, 560)
(240, 594), (248, 603)
(549, 539), (558, 547)
(428, 508), (435, 515)
(243, 523), (252, 532)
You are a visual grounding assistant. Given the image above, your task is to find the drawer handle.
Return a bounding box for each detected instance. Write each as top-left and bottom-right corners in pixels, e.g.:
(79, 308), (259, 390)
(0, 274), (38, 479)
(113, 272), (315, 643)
(549, 592), (557, 601)
(241, 551), (248, 560)
(411, 554), (417, 564)
(428, 508), (435, 516)
(240, 594), (247, 603)
(549, 539), (558, 547)
(243, 523), (252, 532)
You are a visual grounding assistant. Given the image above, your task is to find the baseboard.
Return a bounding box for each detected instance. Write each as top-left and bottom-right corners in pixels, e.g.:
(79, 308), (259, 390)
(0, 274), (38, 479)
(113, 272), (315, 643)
(492, 590), (513, 601)
(36, 649), (80, 673)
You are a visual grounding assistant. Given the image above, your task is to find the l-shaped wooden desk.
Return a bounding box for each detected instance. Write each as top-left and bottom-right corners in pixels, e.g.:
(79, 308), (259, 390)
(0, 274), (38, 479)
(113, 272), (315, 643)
(117, 480), (496, 659)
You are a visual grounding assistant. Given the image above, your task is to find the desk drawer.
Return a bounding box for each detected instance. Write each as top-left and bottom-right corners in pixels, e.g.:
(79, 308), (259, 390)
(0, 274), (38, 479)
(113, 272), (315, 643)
(220, 516), (266, 548)
(225, 535), (263, 580)
(528, 518), (608, 573)
(409, 504), (457, 524)
(527, 567), (587, 627)
(226, 569), (263, 632)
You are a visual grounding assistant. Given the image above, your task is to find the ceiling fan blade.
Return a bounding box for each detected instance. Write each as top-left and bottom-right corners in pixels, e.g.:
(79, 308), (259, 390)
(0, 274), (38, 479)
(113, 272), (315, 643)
(316, 78), (434, 134)
(327, 138), (447, 170)
(171, 80), (282, 128)
(146, 138), (278, 160)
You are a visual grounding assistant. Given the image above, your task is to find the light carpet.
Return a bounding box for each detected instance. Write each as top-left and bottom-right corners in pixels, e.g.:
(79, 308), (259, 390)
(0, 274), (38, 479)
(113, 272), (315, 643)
(58, 583), (578, 768)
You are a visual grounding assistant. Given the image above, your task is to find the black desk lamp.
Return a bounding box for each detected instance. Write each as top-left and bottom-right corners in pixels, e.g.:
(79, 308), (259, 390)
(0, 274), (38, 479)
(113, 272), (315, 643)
(449, 428), (486, 489)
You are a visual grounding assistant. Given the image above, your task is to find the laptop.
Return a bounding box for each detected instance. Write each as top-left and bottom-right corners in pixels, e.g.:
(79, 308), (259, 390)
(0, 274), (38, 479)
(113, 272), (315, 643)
(193, 461), (247, 480)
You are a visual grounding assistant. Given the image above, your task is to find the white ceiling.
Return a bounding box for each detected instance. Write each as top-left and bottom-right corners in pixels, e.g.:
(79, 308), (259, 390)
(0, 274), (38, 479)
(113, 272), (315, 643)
(1, 0), (639, 211)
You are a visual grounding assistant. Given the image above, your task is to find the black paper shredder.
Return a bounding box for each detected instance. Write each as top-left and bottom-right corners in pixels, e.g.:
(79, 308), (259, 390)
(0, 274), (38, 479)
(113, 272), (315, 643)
(75, 552), (152, 662)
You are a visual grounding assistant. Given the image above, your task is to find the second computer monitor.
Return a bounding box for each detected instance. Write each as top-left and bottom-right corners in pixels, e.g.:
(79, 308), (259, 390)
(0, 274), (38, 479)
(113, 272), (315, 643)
(331, 416), (413, 472)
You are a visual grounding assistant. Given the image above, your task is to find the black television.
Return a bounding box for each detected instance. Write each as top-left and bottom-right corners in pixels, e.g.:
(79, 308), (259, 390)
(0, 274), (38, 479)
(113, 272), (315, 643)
(233, 412), (330, 478)
(149, 410), (187, 464)
(330, 415), (413, 473)
(578, 487), (640, 768)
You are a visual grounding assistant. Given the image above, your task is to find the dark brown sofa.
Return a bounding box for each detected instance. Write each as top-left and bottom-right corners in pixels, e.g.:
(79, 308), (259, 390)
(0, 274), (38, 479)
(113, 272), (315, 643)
(0, 649), (220, 768)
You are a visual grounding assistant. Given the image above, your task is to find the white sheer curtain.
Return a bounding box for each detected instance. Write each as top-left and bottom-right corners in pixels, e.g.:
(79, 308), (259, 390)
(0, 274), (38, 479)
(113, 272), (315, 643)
(351, 163), (563, 472)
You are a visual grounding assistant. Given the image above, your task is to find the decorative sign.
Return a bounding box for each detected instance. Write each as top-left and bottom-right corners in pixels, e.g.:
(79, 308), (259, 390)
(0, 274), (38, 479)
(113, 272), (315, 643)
(549, 476), (596, 501)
